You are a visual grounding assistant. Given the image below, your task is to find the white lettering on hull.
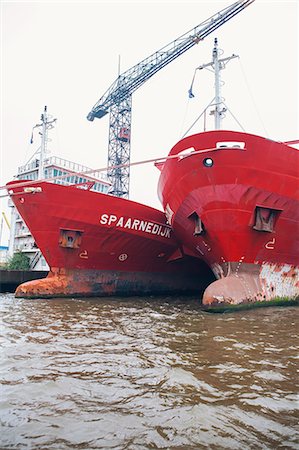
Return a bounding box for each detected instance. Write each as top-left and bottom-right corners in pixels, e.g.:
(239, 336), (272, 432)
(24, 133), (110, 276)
(99, 213), (171, 239)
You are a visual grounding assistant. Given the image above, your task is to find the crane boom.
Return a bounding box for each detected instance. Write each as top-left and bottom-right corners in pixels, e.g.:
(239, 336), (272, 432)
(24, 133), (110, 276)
(87, 0), (254, 121)
(87, 0), (255, 198)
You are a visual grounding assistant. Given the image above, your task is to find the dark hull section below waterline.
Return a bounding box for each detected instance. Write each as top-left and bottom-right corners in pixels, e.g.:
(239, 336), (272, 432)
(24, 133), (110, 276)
(15, 267), (215, 299)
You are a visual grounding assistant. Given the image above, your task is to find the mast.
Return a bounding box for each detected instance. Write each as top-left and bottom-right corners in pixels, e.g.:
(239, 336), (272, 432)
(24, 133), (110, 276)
(33, 106), (56, 179)
(190, 38), (239, 131)
(213, 39), (222, 130)
(212, 38), (239, 129)
(38, 106), (47, 179)
(210, 38), (239, 129)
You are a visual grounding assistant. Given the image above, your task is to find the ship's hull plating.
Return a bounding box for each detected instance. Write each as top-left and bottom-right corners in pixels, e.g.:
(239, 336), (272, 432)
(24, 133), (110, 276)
(158, 130), (299, 309)
(7, 180), (213, 298)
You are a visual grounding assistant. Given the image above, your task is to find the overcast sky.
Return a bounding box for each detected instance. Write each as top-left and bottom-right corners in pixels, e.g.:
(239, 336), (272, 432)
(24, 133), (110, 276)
(1, 0), (298, 245)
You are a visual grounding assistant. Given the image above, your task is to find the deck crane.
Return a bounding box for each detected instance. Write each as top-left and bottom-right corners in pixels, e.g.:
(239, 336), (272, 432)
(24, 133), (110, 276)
(87, 0), (254, 198)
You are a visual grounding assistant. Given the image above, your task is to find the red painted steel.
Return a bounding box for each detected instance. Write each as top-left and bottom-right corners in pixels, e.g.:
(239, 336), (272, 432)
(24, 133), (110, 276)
(158, 130), (299, 308)
(7, 180), (213, 298)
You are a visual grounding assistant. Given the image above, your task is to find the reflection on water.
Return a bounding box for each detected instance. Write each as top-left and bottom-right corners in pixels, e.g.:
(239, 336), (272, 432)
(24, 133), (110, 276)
(0, 293), (298, 449)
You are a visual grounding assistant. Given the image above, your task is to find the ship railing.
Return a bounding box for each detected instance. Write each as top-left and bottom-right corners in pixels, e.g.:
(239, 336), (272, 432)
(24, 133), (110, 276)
(45, 156), (109, 182)
(17, 155), (109, 183)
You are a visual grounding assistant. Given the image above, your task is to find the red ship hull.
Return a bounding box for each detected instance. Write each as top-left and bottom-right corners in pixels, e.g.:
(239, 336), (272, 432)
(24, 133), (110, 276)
(158, 130), (299, 309)
(7, 180), (213, 298)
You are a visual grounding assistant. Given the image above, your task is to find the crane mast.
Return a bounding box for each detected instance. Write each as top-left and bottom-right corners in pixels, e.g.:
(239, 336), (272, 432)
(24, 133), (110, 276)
(87, 0), (254, 198)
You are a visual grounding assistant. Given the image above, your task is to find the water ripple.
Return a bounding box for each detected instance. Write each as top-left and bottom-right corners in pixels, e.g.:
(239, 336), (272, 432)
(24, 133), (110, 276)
(0, 294), (298, 449)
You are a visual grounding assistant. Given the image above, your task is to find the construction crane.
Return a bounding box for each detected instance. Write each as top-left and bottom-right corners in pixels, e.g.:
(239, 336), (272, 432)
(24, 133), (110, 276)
(87, 0), (255, 198)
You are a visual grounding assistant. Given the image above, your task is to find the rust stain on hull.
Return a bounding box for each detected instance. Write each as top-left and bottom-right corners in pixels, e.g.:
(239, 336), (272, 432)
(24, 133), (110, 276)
(203, 262), (299, 310)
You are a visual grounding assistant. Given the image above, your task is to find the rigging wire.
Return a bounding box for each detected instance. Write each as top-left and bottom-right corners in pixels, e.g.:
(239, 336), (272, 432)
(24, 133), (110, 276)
(178, 68), (201, 139)
(178, 95), (192, 140)
(237, 59), (269, 137)
(222, 102), (246, 131)
(22, 126), (38, 166)
(181, 98), (215, 138)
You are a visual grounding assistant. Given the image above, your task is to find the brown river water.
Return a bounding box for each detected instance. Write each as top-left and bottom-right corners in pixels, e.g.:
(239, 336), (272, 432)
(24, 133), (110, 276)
(0, 293), (298, 449)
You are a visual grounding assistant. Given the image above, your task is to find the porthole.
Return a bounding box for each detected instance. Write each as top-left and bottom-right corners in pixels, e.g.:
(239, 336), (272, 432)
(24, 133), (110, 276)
(203, 157), (214, 167)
